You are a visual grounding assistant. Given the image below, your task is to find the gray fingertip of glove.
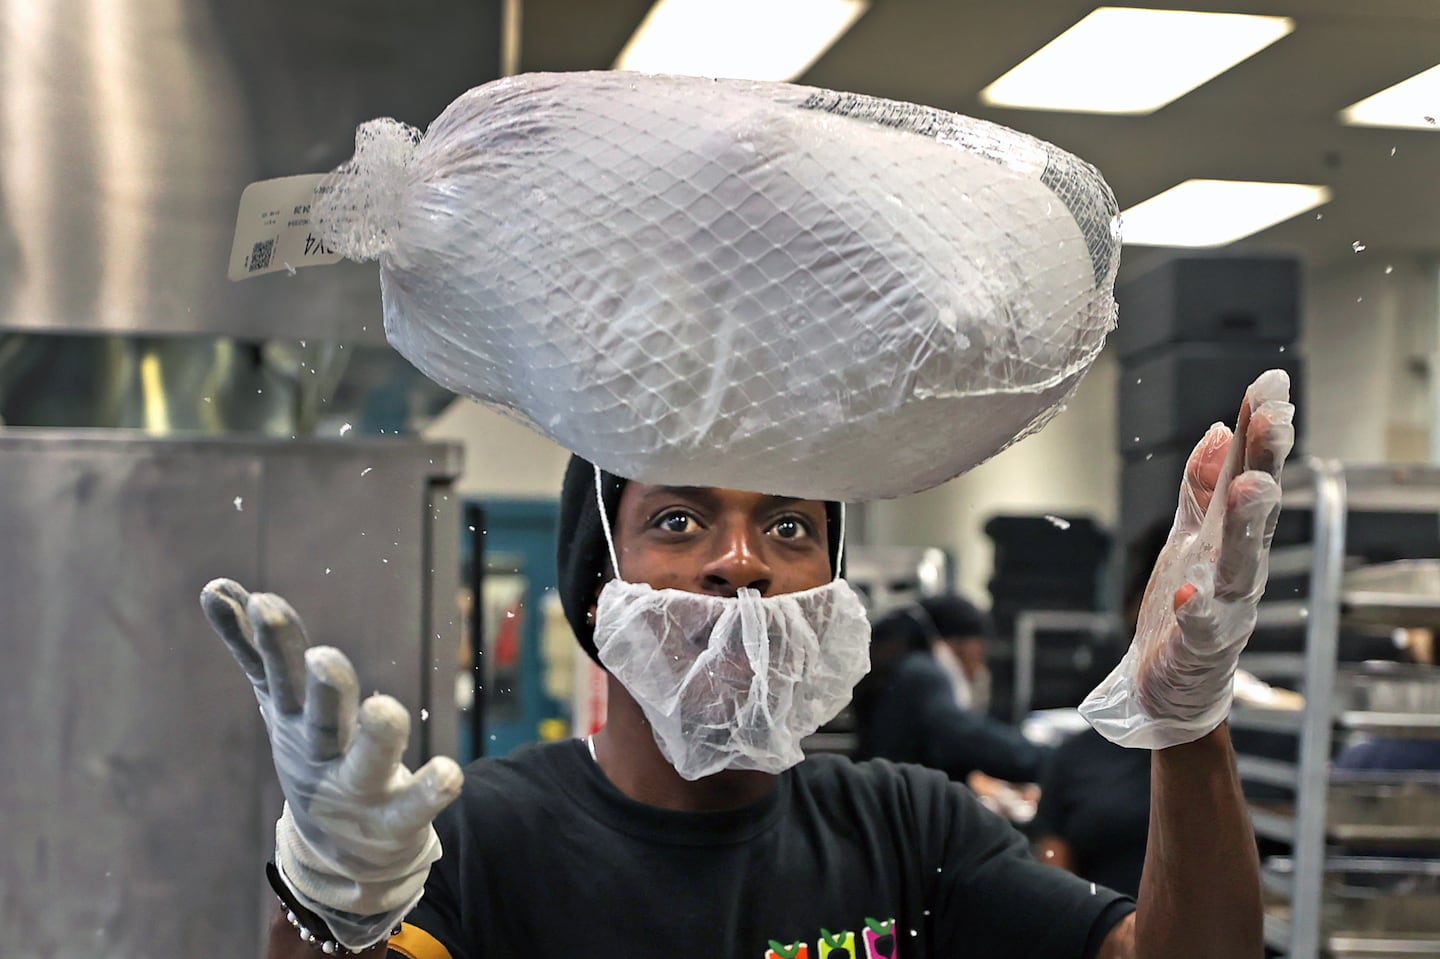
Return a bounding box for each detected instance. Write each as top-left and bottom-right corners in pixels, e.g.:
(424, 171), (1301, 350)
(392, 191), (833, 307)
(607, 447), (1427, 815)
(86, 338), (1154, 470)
(201, 577), (249, 605)
(201, 578), (267, 684)
(419, 755), (465, 802)
(306, 645), (360, 690)
(304, 646), (360, 760)
(337, 695), (413, 794)
(248, 591), (305, 630)
(200, 578), (251, 631)
(249, 592), (311, 715)
(358, 693), (411, 737)
(384, 757), (465, 834)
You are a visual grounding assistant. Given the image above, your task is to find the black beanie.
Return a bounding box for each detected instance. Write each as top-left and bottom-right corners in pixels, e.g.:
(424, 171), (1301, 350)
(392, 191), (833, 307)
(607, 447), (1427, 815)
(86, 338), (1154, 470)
(914, 594), (994, 642)
(556, 454), (846, 667)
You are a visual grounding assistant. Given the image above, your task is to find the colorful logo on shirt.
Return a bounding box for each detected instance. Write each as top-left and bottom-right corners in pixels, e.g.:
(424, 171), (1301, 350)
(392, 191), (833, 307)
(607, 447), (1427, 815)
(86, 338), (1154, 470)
(766, 917), (897, 959)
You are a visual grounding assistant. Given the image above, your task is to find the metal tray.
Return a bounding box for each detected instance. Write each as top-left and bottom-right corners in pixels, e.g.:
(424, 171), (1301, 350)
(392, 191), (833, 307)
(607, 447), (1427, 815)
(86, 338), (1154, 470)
(1266, 858), (1440, 936)
(1328, 775), (1440, 844)
(1334, 663), (1440, 716)
(1344, 561), (1440, 631)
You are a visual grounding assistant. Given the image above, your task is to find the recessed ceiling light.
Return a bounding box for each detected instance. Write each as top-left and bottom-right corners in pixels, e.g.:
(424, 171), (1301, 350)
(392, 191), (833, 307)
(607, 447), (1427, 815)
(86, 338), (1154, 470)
(614, 0), (869, 82)
(1120, 179), (1333, 247)
(980, 6), (1294, 115)
(1340, 63), (1440, 131)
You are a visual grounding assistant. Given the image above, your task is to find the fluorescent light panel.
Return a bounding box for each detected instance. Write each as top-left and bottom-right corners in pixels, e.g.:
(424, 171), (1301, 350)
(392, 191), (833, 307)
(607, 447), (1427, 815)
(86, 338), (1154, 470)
(1120, 179), (1332, 248)
(614, 0), (869, 82)
(1340, 63), (1440, 130)
(980, 6), (1294, 115)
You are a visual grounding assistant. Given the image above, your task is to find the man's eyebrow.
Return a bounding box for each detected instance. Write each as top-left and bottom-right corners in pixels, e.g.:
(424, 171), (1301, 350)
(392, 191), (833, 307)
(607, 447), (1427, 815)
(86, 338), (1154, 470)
(638, 487), (812, 509)
(640, 485), (717, 505)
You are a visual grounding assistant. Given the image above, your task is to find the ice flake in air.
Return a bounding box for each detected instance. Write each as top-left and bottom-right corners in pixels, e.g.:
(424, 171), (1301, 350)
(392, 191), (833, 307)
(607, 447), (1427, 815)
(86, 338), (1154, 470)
(233, 496), (244, 512)
(1044, 515), (1071, 531)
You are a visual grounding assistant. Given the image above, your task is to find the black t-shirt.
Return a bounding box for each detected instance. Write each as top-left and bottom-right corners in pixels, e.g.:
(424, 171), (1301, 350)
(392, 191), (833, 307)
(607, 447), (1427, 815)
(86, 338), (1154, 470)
(856, 652), (1052, 784)
(1032, 729), (1151, 899)
(399, 739), (1132, 958)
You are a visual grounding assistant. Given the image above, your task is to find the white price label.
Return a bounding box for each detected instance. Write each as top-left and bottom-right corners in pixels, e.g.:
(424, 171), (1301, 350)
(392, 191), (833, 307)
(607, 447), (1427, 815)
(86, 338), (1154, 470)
(227, 174), (345, 281)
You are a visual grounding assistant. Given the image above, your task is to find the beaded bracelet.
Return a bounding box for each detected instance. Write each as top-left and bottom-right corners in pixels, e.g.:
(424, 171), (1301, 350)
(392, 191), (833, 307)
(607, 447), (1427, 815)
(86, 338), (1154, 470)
(266, 862), (400, 956)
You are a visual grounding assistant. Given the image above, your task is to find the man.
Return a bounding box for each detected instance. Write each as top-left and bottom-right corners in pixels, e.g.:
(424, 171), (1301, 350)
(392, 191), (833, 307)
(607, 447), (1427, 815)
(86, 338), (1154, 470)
(914, 595), (995, 717)
(854, 600), (1050, 785)
(203, 384), (1288, 958)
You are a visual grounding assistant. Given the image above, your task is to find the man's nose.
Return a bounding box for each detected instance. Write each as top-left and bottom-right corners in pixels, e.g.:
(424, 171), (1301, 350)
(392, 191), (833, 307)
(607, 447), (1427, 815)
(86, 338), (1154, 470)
(701, 522), (773, 596)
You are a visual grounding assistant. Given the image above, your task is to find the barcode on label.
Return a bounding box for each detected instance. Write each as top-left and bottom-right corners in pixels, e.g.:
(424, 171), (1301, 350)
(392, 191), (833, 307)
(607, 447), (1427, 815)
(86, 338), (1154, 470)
(248, 238), (275, 273)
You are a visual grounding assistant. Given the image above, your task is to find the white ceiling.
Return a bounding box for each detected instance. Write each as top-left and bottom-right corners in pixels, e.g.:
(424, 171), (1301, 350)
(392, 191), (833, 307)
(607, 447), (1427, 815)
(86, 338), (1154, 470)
(517, 0), (1440, 283)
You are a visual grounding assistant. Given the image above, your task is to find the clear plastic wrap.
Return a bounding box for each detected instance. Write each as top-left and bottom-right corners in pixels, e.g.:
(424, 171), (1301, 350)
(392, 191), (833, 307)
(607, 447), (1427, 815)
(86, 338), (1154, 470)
(593, 578), (872, 780)
(200, 579), (463, 952)
(317, 72), (1120, 500)
(1080, 370), (1295, 749)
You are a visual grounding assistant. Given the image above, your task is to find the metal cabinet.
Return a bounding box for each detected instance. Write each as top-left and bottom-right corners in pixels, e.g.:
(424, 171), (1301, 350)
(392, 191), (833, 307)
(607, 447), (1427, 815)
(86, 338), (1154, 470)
(0, 430), (461, 957)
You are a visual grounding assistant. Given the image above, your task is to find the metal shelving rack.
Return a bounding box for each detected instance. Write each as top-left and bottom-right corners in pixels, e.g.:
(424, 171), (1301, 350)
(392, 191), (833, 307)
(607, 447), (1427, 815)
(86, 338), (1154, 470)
(1233, 459), (1440, 959)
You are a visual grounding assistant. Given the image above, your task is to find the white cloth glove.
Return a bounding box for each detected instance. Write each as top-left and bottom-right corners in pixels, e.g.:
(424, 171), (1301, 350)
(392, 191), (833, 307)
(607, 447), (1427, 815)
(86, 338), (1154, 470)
(1081, 369), (1296, 749)
(201, 579), (463, 951)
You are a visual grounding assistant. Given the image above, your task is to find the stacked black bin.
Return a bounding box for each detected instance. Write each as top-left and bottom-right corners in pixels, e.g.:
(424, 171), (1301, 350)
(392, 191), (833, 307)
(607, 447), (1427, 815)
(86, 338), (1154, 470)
(984, 514), (1113, 718)
(1116, 255), (1304, 551)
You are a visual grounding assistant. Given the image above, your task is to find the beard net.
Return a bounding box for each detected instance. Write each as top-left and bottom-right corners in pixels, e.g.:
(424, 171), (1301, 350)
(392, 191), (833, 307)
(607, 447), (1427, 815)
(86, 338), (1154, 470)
(318, 71), (1120, 501)
(592, 578), (872, 781)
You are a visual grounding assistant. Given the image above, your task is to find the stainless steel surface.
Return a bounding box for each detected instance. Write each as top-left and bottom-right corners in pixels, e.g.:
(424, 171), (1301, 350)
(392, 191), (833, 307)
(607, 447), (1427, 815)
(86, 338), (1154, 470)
(1233, 705), (1306, 734)
(1338, 713), (1440, 739)
(1237, 755), (1301, 789)
(1266, 911), (1294, 953)
(0, 335), (350, 434)
(1253, 806), (1299, 844)
(1326, 936), (1440, 958)
(1344, 562), (1440, 631)
(1294, 458), (1351, 959)
(0, 0), (500, 341)
(1327, 774), (1440, 844)
(1268, 858), (1440, 938)
(1283, 465), (1440, 514)
(1258, 600), (1311, 629)
(0, 430), (461, 957)
(1240, 652), (1310, 679)
(1335, 663), (1440, 716)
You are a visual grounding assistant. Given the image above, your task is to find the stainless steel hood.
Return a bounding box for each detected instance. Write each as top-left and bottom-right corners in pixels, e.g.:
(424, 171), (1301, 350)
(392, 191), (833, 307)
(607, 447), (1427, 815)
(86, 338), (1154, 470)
(0, 0), (502, 343)
(0, 0), (505, 434)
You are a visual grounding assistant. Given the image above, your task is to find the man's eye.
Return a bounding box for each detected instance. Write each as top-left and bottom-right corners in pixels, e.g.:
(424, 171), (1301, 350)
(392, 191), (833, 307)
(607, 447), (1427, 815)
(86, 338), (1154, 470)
(771, 517), (810, 540)
(659, 512), (696, 533)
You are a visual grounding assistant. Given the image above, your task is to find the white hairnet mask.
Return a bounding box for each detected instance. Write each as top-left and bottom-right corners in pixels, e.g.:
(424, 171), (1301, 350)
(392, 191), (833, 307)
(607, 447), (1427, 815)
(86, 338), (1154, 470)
(589, 467), (871, 780)
(317, 72), (1120, 502)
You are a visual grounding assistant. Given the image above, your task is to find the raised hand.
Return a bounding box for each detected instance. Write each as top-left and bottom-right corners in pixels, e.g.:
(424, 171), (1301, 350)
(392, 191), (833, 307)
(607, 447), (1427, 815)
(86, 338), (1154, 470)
(1081, 369), (1295, 749)
(202, 579), (463, 951)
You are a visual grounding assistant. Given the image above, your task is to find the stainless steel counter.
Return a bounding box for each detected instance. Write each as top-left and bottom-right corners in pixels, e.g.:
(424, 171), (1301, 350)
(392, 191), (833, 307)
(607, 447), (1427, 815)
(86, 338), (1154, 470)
(0, 429), (462, 956)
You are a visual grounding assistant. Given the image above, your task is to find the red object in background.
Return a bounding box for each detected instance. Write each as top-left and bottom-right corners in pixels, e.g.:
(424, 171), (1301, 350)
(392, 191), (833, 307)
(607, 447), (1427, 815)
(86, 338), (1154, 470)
(494, 602), (523, 668)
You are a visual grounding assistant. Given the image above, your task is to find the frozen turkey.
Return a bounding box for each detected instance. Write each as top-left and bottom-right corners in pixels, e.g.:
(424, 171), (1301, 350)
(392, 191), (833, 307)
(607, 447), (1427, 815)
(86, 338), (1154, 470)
(318, 71), (1121, 501)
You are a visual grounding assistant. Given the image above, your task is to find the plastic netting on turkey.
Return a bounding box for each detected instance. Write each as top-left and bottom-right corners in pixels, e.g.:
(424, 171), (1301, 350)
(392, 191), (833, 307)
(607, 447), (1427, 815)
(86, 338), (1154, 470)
(317, 72), (1121, 501)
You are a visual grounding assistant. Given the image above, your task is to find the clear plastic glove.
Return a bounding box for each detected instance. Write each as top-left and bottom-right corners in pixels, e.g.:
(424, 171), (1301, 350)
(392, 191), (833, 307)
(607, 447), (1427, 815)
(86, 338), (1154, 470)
(201, 579), (463, 951)
(1081, 369), (1295, 749)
